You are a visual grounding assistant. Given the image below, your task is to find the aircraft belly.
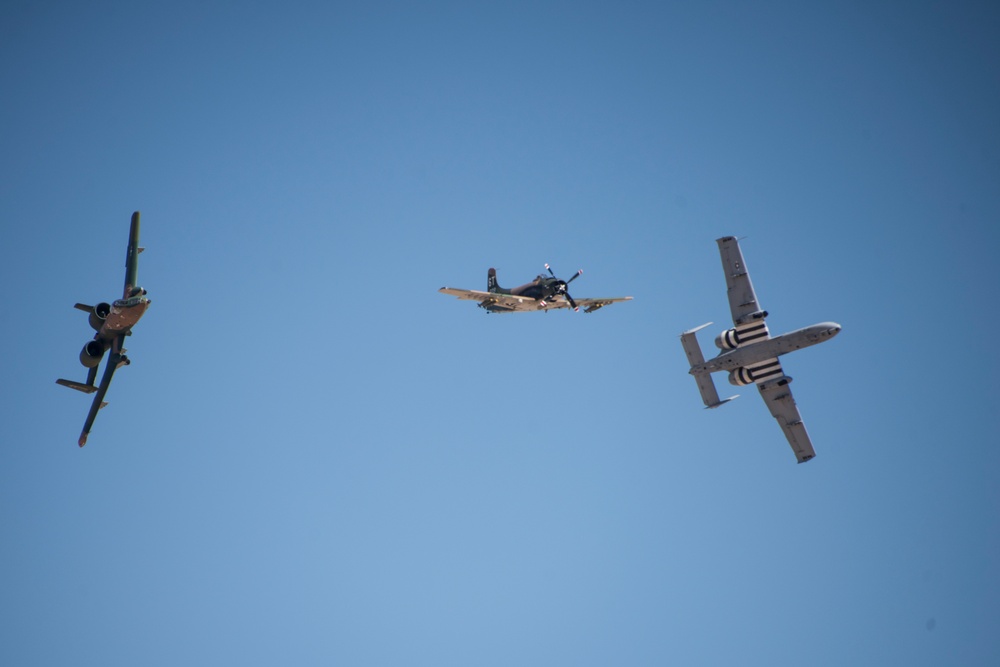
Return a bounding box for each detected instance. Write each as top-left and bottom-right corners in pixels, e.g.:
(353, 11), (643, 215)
(727, 339), (788, 369)
(101, 300), (149, 335)
(511, 298), (532, 311)
(695, 342), (779, 374)
(493, 296), (539, 311)
(707, 328), (838, 372)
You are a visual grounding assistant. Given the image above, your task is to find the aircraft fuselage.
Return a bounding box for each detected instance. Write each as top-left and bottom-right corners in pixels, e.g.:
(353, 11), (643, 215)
(690, 322), (841, 375)
(501, 276), (565, 301)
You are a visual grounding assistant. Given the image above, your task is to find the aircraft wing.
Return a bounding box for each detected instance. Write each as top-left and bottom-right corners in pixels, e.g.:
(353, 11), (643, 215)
(123, 211), (142, 299)
(75, 335), (128, 447)
(717, 236), (765, 326)
(438, 287), (493, 302)
(757, 371), (817, 464)
(572, 296), (633, 313)
(438, 287), (549, 312)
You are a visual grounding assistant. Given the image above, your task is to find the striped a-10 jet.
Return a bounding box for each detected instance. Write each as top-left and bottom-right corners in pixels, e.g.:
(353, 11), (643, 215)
(439, 264), (632, 313)
(57, 212), (151, 447)
(680, 236), (841, 463)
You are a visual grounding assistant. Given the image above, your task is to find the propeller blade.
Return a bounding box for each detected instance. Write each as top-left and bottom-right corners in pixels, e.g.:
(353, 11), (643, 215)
(543, 264), (582, 310)
(565, 291), (579, 311)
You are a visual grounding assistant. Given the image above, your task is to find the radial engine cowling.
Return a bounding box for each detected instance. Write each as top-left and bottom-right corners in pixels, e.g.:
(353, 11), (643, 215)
(715, 328), (740, 350)
(728, 367), (755, 386)
(79, 340), (106, 368)
(88, 302), (112, 331)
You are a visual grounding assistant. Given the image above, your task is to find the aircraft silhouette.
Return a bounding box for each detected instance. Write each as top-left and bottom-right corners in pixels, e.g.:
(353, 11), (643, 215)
(681, 236), (840, 463)
(440, 264), (632, 313)
(57, 212), (150, 447)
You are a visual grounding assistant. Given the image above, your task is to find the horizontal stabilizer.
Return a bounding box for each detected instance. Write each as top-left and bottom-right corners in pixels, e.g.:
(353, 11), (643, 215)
(702, 390), (738, 409)
(680, 323), (713, 367)
(682, 322), (714, 336)
(56, 379), (98, 394)
(693, 369), (738, 408)
(680, 323), (737, 408)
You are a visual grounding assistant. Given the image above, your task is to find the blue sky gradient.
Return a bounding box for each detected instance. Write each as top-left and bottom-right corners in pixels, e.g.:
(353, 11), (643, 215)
(2, 2), (998, 665)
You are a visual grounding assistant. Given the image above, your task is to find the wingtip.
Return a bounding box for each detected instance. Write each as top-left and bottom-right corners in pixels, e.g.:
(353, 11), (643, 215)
(78, 434), (88, 447)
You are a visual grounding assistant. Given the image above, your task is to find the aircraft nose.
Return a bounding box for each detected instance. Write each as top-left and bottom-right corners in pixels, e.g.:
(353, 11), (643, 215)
(828, 323), (842, 336)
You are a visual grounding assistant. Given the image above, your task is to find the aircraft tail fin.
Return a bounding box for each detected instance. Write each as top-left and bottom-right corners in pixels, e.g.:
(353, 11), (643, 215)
(680, 324), (737, 408)
(487, 268), (501, 293)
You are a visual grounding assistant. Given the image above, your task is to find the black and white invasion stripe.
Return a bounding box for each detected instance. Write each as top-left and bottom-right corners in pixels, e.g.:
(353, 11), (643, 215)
(746, 357), (783, 383)
(734, 320), (769, 346)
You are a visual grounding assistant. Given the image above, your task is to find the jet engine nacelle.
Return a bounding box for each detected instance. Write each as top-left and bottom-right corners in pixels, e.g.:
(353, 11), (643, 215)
(80, 340), (106, 368)
(715, 328), (740, 350)
(88, 303), (112, 331)
(728, 367), (755, 386)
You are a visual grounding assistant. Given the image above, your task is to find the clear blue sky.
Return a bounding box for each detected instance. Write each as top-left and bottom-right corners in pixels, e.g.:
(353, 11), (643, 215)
(2, 2), (998, 665)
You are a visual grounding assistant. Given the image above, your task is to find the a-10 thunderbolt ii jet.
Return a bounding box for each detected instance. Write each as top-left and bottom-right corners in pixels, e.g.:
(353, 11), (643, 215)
(680, 236), (840, 463)
(439, 264), (632, 313)
(57, 212), (150, 447)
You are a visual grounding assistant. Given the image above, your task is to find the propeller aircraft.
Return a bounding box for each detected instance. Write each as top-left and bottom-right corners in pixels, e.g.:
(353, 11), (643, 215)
(439, 264), (632, 313)
(680, 236), (840, 463)
(57, 211), (150, 447)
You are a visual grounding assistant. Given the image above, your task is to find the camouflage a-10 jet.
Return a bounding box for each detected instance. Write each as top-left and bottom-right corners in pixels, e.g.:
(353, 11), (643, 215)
(439, 264), (632, 313)
(680, 236), (840, 463)
(57, 211), (150, 447)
